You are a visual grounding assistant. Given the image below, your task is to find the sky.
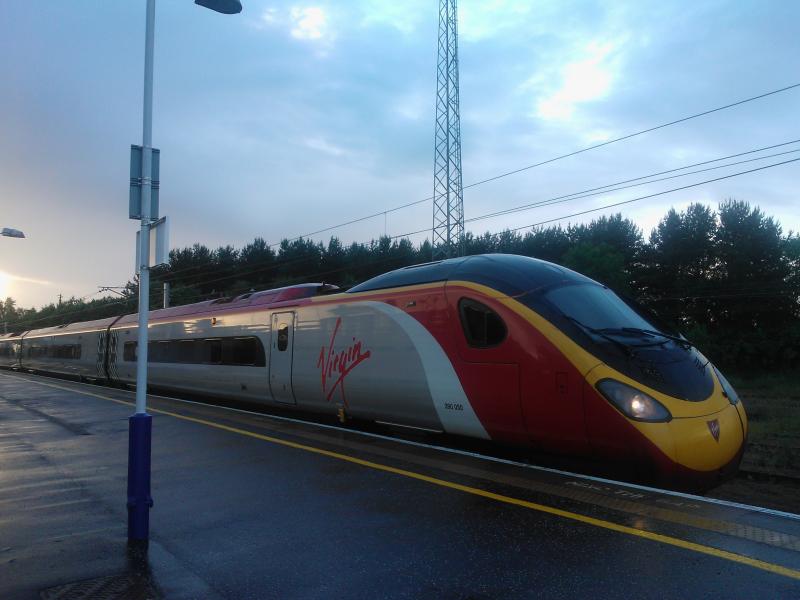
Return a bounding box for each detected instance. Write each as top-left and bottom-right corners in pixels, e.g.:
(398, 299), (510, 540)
(0, 0), (798, 308)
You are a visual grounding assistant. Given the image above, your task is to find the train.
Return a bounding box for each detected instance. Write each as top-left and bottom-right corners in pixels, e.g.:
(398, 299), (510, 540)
(0, 253), (746, 490)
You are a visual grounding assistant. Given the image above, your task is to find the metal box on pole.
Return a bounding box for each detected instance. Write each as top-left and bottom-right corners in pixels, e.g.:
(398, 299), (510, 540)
(129, 145), (160, 220)
(135, 217), (170, 274)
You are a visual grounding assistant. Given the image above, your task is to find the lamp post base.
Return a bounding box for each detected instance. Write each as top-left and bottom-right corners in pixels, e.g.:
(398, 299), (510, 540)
(127, 413), (153, 543)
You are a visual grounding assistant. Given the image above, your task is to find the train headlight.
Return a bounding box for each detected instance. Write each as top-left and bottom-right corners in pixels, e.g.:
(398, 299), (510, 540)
(713, 367), (739, 405)
(596, 379), (672, 423)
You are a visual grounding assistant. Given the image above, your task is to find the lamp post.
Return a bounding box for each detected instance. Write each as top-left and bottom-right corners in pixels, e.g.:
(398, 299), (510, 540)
(128, 0), (242, 546)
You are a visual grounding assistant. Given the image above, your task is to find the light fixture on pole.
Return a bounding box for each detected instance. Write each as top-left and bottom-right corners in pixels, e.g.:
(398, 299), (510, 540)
(1, 228), (26, 238)
(195, 0), (242, 14)
(127, 0), (242, 547)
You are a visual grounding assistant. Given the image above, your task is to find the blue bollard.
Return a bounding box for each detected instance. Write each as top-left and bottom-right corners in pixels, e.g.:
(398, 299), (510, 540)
(127, 413), (154, 543)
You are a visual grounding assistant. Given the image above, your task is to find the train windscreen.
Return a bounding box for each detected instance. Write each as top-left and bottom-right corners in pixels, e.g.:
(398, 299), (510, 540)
(528, 282), (713, 401)
(545, 284), (656, 332)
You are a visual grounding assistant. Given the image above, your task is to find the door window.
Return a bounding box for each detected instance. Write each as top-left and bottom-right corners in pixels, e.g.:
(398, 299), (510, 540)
(277, 323), (289, 351)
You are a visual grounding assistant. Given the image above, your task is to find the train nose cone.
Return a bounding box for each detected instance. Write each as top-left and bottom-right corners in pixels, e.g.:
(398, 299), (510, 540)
(670, 403), (745, 485)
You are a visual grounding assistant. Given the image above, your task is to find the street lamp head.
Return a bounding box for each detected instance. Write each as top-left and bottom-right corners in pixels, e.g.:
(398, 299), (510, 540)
(194, 0), (242, 14)
(1, 228), (25, 239)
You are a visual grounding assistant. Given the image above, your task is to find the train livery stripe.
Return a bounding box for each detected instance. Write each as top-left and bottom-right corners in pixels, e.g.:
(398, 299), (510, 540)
(362, 301), (489, 439)
(3, 373), (798, 582)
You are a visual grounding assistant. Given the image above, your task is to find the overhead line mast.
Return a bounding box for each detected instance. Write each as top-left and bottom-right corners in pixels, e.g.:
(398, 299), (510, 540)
(432, 0), (464, 260)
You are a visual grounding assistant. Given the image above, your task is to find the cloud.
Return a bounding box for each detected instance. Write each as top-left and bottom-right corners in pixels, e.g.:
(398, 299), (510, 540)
(6, 272), (52, 286)
(459, 0), (535, 42)
(251, 5), (332, 44)
(358, 1), (426, 35)
(393, 90), (426, 121)
(260, 7), (279, 26)
(290, 7), (329, 41)
(304, 137), (348, 157)
(535, 40), (621, 121)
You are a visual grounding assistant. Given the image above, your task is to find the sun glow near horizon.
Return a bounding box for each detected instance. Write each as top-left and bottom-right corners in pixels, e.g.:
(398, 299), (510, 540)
(0, 271), (10, 300)
(0, 271), (54, 306)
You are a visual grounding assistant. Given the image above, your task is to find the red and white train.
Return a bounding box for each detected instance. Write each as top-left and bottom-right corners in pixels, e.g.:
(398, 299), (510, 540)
(0, 254), (746, 490)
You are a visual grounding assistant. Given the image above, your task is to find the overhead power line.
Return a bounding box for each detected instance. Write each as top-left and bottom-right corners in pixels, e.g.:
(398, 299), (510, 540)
(16, 85), (795, 314)
(390, 157), (800, 240)
(463, 83), (800, 190)
(466, 146), (800, 225)
(497, 157), (800, 235)
(266, 82), (800, 247)
(14, 142), (778, 321)
(10, 151), (799, 332)
(136, 140), (800, 291)
(161, 138), (800, 284)
(154, 155), (800, 293)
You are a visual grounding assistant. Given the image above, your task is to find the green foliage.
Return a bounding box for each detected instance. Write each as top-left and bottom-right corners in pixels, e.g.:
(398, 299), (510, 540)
(4, 201), (798, 373)
(561, 242), (629, 292)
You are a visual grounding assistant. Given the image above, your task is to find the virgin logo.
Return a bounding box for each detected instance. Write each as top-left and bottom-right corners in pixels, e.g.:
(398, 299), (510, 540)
(317, 317), (371, 405)
(707, 419), (720, 442)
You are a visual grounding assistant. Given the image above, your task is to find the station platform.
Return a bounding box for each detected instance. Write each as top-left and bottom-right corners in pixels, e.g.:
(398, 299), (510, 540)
(1, 370), (799, 599)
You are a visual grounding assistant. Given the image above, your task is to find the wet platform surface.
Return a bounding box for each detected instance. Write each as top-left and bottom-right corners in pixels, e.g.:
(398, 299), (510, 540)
(1, 370), (799, 599)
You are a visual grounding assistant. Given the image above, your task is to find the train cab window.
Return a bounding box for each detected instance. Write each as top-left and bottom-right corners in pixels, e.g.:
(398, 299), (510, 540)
(123, 341), (137, 362)
(458, 298), (507, 348)
(277, 324), (289, 351)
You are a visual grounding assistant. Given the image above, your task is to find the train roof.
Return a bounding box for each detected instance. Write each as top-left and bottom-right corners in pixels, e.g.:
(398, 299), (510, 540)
(12, 255), (594, 336)
(347, 253), (593, 296)
(16, 316), (124, 339)
(114, 282), (340, 326)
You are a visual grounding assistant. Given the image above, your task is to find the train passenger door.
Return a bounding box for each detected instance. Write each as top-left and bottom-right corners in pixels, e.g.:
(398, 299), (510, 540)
(269, 312), (296, 404)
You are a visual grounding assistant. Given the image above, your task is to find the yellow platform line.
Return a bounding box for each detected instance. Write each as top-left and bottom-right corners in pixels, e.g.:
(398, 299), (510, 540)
(4, 373), (800, 582)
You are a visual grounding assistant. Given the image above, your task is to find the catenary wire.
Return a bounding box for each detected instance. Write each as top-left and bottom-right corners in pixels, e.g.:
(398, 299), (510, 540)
(387, 157), (800, 240)
(159, 139), (800, 284)
(117, 155), (800, 296)
(265, 84), (800, 247)
(465, 147), (800, 225)
(9, 151), (799, 328)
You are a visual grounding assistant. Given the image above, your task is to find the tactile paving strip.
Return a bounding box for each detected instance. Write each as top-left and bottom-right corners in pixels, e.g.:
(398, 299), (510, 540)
(39, 573), (159, 600)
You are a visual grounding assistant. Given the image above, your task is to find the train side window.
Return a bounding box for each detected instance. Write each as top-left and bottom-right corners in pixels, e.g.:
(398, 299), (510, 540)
(277, 324), (289, 351)
(221, 338), (236, 364)
(254, 337), (266, 367)
(119, 336), (265, 366)
(458, 298), (507, 348)
(148, 341), (166, 362)
(177, 340), (196, 363)
(123, 341), (137, 362)
(205, 339), (222, 364)
(233, 337), (256, 365)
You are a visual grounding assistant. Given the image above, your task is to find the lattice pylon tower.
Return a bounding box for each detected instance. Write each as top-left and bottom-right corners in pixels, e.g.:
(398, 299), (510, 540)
(431, 0), (464, 260)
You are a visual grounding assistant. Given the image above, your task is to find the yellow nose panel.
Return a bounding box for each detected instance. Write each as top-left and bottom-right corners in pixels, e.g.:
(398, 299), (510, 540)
(669, 405), (744, 472)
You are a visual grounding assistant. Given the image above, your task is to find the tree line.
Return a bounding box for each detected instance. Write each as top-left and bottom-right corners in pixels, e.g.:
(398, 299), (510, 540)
(2, 199), (798, 373)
